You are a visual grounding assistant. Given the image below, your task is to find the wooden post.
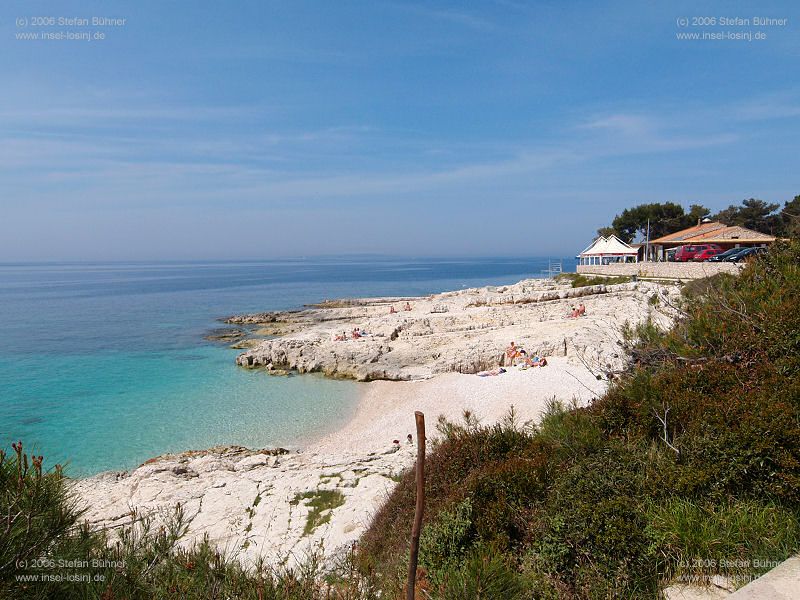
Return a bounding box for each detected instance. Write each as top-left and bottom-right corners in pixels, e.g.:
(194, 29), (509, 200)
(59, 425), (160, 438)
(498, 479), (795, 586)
(406, 411), (426, 600)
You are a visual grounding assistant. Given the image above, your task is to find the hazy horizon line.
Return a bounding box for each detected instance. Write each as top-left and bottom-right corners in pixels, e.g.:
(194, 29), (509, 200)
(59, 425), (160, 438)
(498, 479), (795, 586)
(0, 253), (579, 267)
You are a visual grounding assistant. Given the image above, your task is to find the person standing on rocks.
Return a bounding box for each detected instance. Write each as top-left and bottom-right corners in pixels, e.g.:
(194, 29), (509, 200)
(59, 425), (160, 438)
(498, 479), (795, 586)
(505, 341), (520, 366)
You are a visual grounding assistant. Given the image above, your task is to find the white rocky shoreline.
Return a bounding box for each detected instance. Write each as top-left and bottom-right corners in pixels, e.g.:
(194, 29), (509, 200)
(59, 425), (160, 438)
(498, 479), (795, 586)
(74, 276), (683, 568)
(231, 277), (679, 380)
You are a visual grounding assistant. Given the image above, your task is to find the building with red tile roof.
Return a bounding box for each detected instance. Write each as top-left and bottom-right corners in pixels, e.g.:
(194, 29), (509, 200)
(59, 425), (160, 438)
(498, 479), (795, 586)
(649, 220), (776, 260)
(650, 222), (775, 245)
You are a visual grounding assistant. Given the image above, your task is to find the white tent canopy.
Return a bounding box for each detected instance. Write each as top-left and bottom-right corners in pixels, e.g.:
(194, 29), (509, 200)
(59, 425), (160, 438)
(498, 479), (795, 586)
(578, 235), (638, 265)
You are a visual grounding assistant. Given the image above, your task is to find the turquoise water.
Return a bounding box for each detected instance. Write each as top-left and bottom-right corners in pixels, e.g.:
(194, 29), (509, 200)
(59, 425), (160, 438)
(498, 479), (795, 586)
(0, 350), (356, 476)
(0, 258), (571, 475)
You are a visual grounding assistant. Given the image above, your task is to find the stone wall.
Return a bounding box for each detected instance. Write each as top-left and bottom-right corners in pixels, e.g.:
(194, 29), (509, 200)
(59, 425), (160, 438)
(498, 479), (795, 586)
(577, 262), (741, 280)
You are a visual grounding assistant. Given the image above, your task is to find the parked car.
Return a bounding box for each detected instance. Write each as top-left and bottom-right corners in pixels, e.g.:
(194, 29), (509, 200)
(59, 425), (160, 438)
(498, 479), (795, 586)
(693, 248), (723, 262)
(707, 247), (746, 262)
(674, 244), (723, 262)
(727, 247), (767, 263)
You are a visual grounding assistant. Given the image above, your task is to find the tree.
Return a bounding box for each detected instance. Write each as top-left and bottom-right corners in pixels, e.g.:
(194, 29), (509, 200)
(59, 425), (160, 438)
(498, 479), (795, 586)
(777, 195), (800, 238)
(596, 226), (618, 238)
(610, 202), (694, 243)
(686, 204), (711, 224)
(712, 198), (780, 234)
(597, 203), (712, 242)
(712, 205), (740, 227)
(737, 198), (780, 232)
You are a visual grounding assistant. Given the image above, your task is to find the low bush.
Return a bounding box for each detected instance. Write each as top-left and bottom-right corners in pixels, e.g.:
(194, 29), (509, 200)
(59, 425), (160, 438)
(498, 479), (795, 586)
(556, 273), (631, 288)
(418, 498), (474, 588)
(535, 399), (604, 462)
(432, 546), (529, 600)
(648, 498), (800, 582)
(0, 442), (92, 593)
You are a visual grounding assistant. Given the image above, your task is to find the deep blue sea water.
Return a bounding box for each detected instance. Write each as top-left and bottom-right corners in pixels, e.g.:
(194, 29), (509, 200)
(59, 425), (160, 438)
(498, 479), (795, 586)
(0, 257), (573, 475)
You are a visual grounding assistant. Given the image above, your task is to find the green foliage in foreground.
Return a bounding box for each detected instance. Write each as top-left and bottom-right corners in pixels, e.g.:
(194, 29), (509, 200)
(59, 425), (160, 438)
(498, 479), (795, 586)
(3, 241), (800, 599)
(361, 240), (800, 598)
(1, 478), (371, 600)
(555, 273), (632, 288)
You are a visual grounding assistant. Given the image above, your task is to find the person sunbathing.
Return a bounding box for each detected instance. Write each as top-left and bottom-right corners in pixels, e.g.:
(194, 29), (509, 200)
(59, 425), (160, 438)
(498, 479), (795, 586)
(567, 306), (580, 318)
(518, 350), (547, 367)
(477, 367), (506, 377)
(389, 305), (397, 314)
(403, 302), (412, 311)
(577, 303), (586, 316)
(518, 349), (530, 364)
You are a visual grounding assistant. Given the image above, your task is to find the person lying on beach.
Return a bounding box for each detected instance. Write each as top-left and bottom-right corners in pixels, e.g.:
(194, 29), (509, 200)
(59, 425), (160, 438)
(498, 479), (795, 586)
(518, 350), (547, 367)
(477, 367), (506, 377)
(334, 332), (347, 341)
(403, 302), (412, 311)
(505, 341), (520, 365)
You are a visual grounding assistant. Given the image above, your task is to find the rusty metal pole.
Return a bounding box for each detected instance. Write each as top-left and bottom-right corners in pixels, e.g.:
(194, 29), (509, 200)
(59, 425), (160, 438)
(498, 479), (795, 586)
(406, 411), (426, 600)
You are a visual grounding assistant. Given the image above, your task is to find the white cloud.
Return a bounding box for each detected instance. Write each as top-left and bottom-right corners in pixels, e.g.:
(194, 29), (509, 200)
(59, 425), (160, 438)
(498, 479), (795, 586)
(580, 114), (655, 137)
(731, 92), (800, 121)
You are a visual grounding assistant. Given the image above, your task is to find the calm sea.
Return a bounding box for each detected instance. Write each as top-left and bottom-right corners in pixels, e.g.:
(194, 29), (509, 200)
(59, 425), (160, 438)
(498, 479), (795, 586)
(0, 257), (572, 475)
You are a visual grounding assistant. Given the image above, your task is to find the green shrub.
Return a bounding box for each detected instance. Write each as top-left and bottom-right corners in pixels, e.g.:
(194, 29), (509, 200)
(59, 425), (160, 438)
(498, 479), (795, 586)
(536, 399), (604, 462)
(419, 498), (474, 587)
(359, 409), (535, 580)
(466, 456), (548, 549)
(647, 498), (800, 582)
(433, 546), (528, 600)
(0, 442), (89, 592)
(533, 444), (659, 595)
(556, 273), (632, 288)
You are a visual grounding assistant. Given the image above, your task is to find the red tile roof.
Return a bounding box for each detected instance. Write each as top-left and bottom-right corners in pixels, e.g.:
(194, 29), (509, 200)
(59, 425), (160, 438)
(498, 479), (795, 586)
(650, 222), (775, 244)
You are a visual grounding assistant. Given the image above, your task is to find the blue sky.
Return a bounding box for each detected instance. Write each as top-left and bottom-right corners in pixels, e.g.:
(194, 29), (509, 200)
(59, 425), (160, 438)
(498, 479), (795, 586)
(1, 0), (799, 260)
